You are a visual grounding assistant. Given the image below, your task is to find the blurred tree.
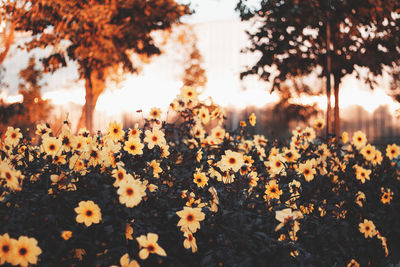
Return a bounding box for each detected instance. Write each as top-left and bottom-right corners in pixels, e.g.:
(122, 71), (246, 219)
(18, 57), (52, 129)
(236, 0), (400, 136)
(0, 0), (16, 65)
(4, 0), (191, 132)
(180, 25), (207, 89)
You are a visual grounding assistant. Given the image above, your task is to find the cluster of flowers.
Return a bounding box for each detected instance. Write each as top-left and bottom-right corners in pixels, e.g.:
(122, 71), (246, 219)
(1, 86), (400, 266)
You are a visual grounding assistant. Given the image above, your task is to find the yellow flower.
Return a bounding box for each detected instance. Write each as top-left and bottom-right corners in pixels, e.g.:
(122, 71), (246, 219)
(183, 231), (198, 253)
(193, 171), (209, 188)
(371, 150), (383, 166)
(107, 121), (124, 141)
(126, 224), (134, 240)
(354, 165), (371, 184)
(347, 259), (360, 267)
(4, 126), (23, 147)
(149, 160), (162, 178)
(144, 127), (166, 149)
(249, 112), (256, 126)
(42, 136), (62, 157)
(1, 165), (20, 191)
(0, 233), (15, 265)
(128, 125), (142, 139)
(111, 253), (140, 267)
(218, 150), (244, 173)
(267, 154), (287, 177)
(160, 143), (170, 158)
(123, 138), (144, 156)
(282, 147), (300, 163)
(342, 131), (349, 143)
(9, 236), (42, 267)
(275, 208), (303, 231)
(303, 127), (316, 142)
(198, 107), (210, 124)
(75, 200), (102, 227)
(112, 166), (128, 187)
(381, 188), (393, 204)
(136, 233), (166, 260)
(117, 178), (146, 208)
(61, 231), (72, 240)
(355, 191), (366, 207)
(210, 126), (225, 142)
(359, 219), (377, 238)
(352, 131), (367, 149)
(180, 86), (198, 103)
(386, 144), (400, 160)
(313, 117), (325, 130)
(149, 107), (162, 120)
(176, 207), (205, 233)
(297, 160), (316, 182)
(360, 144), (376, 162)
(240, 121), (247, 127)
(264, 179), (282, 201)
(35, 123), (52, 137)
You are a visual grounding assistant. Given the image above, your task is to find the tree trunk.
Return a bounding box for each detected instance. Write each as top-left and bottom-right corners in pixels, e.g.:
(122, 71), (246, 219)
(77, 69), (106, 133)
(333, 76), (340, 137)
(0, 21), (15, 65)
(325, 10), (332, 137)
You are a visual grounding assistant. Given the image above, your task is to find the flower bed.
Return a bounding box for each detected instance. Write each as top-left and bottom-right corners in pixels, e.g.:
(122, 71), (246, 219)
(1, 87), (400, 266)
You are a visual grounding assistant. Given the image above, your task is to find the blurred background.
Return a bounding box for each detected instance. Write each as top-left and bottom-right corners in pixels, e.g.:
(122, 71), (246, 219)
(1, 0), (400, 144)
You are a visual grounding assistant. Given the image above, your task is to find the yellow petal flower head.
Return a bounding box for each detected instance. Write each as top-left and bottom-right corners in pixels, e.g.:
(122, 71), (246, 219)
(347, 259), (360, 267)
(149, 107), (162, 120)
(360, 144), (376, 162)
(183, 231), (198, 253)
(0, 233), (16, 265)
(359, 219), (377, 238)
(381, 188), (393, 204)
(42, 136), (62, 157)
(275, 208), (303, 231)
(249, 112), (256, 126)
(180, 86), (198, 103)
(75, 200), (102, 227)
(267, 154), (287, 177)
(193, 171), (209, 188)
(149, 160), (162, 178)
(107, 121), (124, 141)
(355, 191), (366, 207)
(342, 131), (349, 143)
(119, 253), (140, 267)
(352, 131), (367, 149)
(313, 117), (325, 130)
(144, 127), (166, 149)
(112, 166), (129, 187)
(117, 177), (147, 208)
(354, 165), (371, 184)
(297, 160), (317, 182)
(4, 126), (23, 147)
(302, 127), (316, 142)
(136, 233), (166, 260)
(176, 207), (205, 233)
(386, 144), (400, 160)
(9, 236), (42, 267)
(35, 123), (52, 137)
(61, 231), (72, 240)
(218, 150), (244, 173)
(198, 106), (210, 124)
(265, 179), (283, 201)
(124, 138), (144, 156)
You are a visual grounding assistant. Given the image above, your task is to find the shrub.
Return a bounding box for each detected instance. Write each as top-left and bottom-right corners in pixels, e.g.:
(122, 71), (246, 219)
(1, 88), (400, 266)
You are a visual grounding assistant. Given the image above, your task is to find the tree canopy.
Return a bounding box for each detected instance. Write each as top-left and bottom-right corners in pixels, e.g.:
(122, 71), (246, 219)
(3, 0), (191, 131)
(236, 0), (400, 135)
